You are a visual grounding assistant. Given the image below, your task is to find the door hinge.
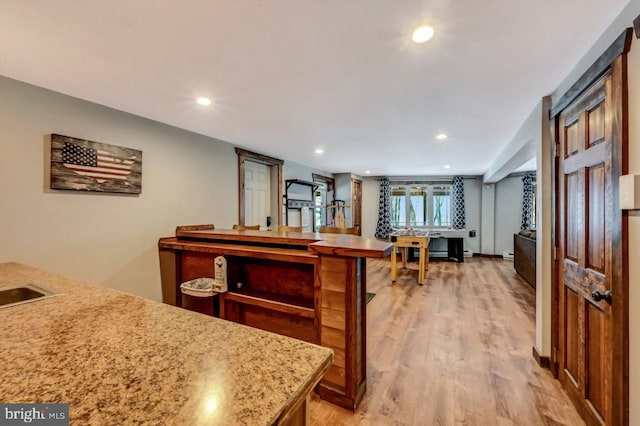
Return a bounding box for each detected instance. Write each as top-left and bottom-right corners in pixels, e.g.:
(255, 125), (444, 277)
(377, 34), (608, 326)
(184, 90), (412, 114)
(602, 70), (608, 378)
(553, 347), (558, 363)
(555, 143), (560, 158)
(554, 247), (559, 261)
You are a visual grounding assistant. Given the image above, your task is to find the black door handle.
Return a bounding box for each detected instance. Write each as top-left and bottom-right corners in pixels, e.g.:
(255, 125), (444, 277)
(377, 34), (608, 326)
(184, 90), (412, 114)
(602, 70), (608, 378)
(591, 289), (612, 302)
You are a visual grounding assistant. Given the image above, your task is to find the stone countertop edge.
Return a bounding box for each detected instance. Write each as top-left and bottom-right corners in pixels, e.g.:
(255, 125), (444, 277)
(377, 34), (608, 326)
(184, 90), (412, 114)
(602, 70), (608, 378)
(0, 262), (333, 425)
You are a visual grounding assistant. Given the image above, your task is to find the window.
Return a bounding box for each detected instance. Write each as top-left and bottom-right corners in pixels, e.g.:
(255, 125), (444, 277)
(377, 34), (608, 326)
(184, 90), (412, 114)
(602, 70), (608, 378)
(531, 181), (537, 229)
(390, 184), (452, 228)
(390, 187), (407, 227)
(431, 185), (452, 227)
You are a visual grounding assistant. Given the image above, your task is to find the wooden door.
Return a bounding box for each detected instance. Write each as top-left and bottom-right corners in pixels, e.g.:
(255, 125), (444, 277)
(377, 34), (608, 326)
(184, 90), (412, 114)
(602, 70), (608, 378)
(244, 160), (270, 229)
(555, 57), (627, 425)
(351, 178), (362, 236)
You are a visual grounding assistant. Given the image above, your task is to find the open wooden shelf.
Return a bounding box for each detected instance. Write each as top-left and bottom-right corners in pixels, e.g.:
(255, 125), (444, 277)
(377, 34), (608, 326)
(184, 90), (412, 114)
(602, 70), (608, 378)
(222, 288), (315, 318)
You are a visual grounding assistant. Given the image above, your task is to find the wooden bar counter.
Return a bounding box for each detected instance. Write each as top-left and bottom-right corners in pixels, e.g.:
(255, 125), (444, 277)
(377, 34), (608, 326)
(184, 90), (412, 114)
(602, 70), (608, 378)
(158, 229), (393, 410)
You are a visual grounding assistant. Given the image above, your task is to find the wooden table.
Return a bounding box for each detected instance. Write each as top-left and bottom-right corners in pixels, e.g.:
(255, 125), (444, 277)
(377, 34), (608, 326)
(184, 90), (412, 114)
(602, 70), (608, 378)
(390, 232), (430, 285)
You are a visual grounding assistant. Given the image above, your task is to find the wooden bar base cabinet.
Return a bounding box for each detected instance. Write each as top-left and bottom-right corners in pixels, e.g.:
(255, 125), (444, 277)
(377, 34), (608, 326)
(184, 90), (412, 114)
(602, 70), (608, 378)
(158, 228), (392, 410)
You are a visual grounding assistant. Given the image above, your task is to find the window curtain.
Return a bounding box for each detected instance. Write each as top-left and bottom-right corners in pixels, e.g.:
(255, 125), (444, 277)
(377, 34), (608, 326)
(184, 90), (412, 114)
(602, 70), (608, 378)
(452, 176), (466, 229)
(521, 173), (535, 230)
(374, 177), (392, 239)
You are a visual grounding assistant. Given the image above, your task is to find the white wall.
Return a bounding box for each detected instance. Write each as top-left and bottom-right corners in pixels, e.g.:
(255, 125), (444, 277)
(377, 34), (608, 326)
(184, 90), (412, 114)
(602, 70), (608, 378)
(494, 176), (524, 256)
(462, 178), (482, 254)
(0, 76), (322, 302)
(480, 183), (496, 255)
(361, 177), (378, 238)
(282, 161), (332, 183)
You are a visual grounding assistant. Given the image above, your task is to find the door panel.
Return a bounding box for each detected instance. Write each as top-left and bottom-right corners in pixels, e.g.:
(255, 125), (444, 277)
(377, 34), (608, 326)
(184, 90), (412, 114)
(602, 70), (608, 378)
(565, 287), (580, 386)
(586, 304), (606, 419)
(587, 101), (605, 146)
(566, 120), (580, 157)
(556, 69), (620, 426)
(587, 164), (606, 272)
(565, 171), (581, 261)
(244, 188), (253, 222)
(244, 161), (270, 229)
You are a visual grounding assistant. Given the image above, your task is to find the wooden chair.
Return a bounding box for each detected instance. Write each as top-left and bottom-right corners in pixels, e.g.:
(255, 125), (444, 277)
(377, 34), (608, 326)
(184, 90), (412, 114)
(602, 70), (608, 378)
(318, 226), (358, 235)
(278, 225), (302, 232)
(233, 224), (260, 230)
(175, 224), (214, 233)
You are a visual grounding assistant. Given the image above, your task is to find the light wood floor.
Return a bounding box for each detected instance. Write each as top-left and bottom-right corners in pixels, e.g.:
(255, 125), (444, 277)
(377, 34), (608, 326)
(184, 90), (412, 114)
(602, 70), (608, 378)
(309, 257), (584, 426)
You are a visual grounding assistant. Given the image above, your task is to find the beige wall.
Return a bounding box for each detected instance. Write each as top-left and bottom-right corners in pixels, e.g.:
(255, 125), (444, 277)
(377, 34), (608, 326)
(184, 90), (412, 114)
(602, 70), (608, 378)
(0, 76), (324, 303)
(361, 177), (378, 238)
(494, 176), (524, 256)
(463, 178), (482, 254)
(282, 161), (332, 182)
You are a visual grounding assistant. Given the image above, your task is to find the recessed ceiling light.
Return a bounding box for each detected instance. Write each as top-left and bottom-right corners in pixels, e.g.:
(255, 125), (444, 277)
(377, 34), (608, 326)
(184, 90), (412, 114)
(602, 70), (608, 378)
(365, 171), (371, 174)
(412, 25), (435, 43)
(436, 133), (447, 140)
(314, 148), (324, 154)
(196, 97), (212, 106)
(444, 164), (451, 169)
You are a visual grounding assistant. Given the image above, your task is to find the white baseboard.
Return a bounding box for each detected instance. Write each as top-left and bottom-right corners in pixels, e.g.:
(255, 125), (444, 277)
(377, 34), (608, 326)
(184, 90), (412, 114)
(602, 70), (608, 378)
(502, 251), (514, 260)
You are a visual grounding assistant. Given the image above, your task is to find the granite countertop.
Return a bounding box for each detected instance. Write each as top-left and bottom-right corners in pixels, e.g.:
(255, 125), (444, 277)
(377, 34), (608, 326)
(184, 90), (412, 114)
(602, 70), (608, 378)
(0, 262), (333, 425)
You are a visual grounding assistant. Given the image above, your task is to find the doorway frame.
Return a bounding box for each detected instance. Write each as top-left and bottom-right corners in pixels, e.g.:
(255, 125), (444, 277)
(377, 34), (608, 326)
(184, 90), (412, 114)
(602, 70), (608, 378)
(236, 148), (283, 227)
(550, 28), (631, 425)
(312, 173), (335, 229)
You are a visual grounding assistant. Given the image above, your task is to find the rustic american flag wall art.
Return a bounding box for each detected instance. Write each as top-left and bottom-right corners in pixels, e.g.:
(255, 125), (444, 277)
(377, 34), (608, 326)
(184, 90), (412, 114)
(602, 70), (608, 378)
(50, 134), (142, 194)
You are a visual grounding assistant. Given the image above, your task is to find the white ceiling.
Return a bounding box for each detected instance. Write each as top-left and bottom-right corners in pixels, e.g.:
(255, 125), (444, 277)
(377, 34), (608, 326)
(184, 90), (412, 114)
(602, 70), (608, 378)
(0, 1), (629, 176)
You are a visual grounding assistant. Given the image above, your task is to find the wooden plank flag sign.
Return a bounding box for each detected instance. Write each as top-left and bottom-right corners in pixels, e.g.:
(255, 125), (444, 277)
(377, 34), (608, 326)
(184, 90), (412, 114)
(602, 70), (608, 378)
(50, 134), (142, 194)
